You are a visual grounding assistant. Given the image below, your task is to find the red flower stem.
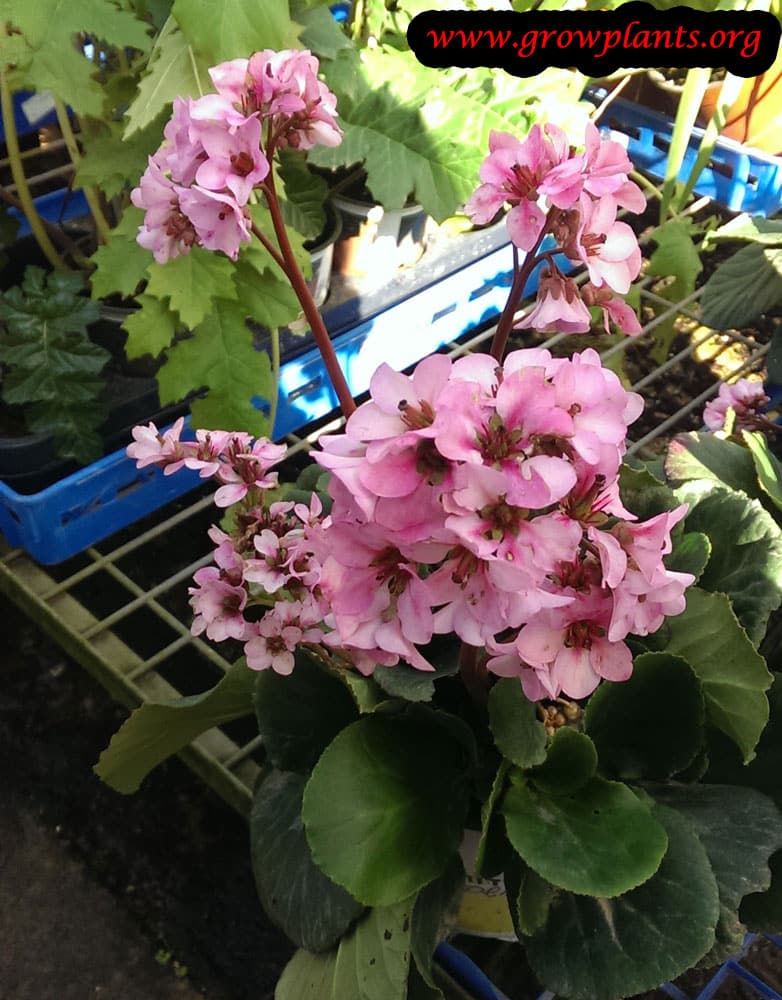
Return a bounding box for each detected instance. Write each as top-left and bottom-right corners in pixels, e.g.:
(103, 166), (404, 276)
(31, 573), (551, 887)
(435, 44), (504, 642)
(261, 176), (357, 419)
(489, 226), (550, 362)
(250, 222), (287, 273)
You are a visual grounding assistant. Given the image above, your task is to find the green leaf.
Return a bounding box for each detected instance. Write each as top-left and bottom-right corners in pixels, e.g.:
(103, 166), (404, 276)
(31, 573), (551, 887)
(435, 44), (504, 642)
(664, 589), (772, 763)
(373, 657), (458, 704)
(277, 149), (329, 240)
(145, 247), (237, 329)
(90, 208), (151, 300)
(6, 0), (151, 117)
(646, 217), (702, 362)
(701, 244), (782, 330)
(411, 855), (465, 992)
(665, 431), (760, 499)
(648, 784), (782, 962)
(276, 947), (336, 1000)
(618, 462), (680, 520)
(528, 727), (598, 795)
(253, 650), (359, 773)
(302, 713), (471, 906)
(584, 653), (705, 781)
(675, 487), (782, 647)
(666, 531), (712, 579)
(525, 805), (719, 1000)
(231, 258), (303, 331)
(250, 769), (363, 952)
(122, 295), (178, 359)
(488, 678), (547, 770)
(741, 850), (782, 932)
(94, 659), (255, 793)
(173, 0), (291, 62)
(474, 760), (510, 879)
(504, 859), (557, 938)
(26, 399), (105, 463)
(124, 17), (211, 136)
(157, 298), (273, 436)
(75, 120), (162, 200)
(703, 213), (782, 248)
(331, 899), (413, 1000)
(502, 777), (668, 898)
(295, 2), (353, 59)
(742, 429), (782, 514)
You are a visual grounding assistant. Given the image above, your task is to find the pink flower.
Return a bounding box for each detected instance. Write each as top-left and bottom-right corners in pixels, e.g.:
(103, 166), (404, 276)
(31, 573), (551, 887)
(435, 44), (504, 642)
(194, 116), (269, 205)
(127, 417), (188, 473)
(581, 282), (642, 336)
(523, 268), (592, 335)
(703, 379), (771, 432)
(162, 97), (206, 186)
(131, 156), (196, 264)
(245, 601), (322, 675)
(572, 194), (641, 295)
(189, 566), (248, 642)
(178, 185), (251, 260)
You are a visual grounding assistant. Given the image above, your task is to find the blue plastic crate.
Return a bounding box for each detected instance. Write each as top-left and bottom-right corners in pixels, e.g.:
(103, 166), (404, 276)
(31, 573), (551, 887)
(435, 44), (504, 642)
(599, 95), (782, 217)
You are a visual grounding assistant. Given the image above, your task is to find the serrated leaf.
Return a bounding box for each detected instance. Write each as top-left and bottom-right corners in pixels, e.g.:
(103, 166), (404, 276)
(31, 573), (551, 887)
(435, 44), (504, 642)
(702, 213), (782, 249)
(502, 777), (668, 898)
(253, 650), (359, 773)
(90, 208), (151, 300)
(145, 247), (237, 329)
(488, 678), (547, 770)
(124, 17), (211, 136)
(122, 295), (178, 359)
(648, 784), (782, 963)
(157, 298), (273, 434)
(701, 244), (782, 330)
(94, 659), (255, 793)
(664, 588), (772, 763)
(232, 259), (302, 331)
(277, 150), (329, 240)
(302, 712), (471, 907)
(373, 653), (458, 703)
(676, 486), (782, 646)
(173, 0), (291, 62)
(28, 399), (106, 463)
(75, 121), (163, 200)
(250, 769), (364, 952)
(526, 805), (719, 1000)
(585, 653), (705, 781)
(742, 429), (782, 514)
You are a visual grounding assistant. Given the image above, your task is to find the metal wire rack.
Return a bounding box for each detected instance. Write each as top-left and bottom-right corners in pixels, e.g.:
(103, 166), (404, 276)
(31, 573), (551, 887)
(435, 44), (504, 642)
(0, 197), (774, 819)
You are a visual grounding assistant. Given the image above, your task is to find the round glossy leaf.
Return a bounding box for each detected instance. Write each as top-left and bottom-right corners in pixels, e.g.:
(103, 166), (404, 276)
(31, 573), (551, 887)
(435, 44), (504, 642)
(250, 769), (363, 952)
(526, 805), (719, 1000)
(302, 714), (470, 906)
(488, 678), (547, 769)
(502, 777), (668, 897)
(529, 727), (597, 795)
(584, 653), (705, 780)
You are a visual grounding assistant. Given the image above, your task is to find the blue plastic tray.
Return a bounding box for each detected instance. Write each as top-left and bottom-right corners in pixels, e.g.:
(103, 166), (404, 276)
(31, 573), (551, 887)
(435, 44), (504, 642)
(599, 95), (782, 217)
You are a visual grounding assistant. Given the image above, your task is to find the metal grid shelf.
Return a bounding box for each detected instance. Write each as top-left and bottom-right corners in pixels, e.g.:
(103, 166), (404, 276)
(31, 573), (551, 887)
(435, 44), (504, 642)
(0, 222), (773, 817)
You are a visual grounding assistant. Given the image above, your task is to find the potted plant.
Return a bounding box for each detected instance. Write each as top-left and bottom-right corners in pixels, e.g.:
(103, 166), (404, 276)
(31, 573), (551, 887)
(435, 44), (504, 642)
(93, 49), (781, 1000)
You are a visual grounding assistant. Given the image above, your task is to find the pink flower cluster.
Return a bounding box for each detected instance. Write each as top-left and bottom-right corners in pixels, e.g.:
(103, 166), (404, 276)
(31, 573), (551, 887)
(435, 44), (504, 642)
(128, 349), (694, 700)
(465, 123), (645, 337)
(131, 50), (341, 262)
(703, 378), (771, 433)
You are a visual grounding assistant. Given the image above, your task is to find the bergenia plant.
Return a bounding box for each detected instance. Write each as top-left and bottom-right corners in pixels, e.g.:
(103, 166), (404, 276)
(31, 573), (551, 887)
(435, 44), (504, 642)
(98, 50), (782, 1000)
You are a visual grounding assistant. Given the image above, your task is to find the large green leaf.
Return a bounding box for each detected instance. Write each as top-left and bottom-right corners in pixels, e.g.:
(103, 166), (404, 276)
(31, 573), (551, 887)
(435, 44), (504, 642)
(302, 713), (471, 906)
(618, 462), (680, 521)
(94, 659), (255, 793)
(676, 485), (782, 646)
(525, 805), (719, 1000)
(231, 259), (303, 331)
(702, 213), (782, 248)
(90, 208), (152, 300)
(276, 947), (336, 1000)
(665, 432), (760, 499)
(332, 899), (414, 1000)
(173, 0), (291, 63)
(253, 650), (359, 773)
(122, 295), (179, 360)
(124, 17), (211, 136)
(156, 297), (273, 435)
(144, 247), (237, 329)
(742, 429), (782, 515)
(6, 0), (151, 117)
(648, 784), (782, 962)
(277, 150), (329, 240)
(502, 777), (668, 898)
(487, 679), (547, 770)
(701, 244), (782, 330)
(75, 120), (163, 200)
(250, 769), (363, 952)
(584, 653), (705, 781)
(664, 589), (772, 763)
